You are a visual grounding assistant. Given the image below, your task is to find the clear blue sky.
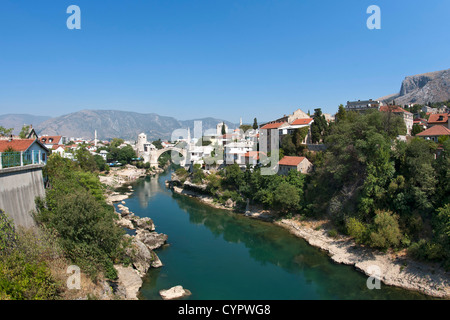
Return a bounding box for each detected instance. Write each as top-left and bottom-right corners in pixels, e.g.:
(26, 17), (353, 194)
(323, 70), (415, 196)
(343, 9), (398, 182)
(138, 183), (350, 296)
(0, 0), (449, 123)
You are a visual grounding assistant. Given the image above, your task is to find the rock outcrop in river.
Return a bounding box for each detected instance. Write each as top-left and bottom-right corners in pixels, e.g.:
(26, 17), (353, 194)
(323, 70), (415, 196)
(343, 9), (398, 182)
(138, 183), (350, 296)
(105, 181), (168, 300)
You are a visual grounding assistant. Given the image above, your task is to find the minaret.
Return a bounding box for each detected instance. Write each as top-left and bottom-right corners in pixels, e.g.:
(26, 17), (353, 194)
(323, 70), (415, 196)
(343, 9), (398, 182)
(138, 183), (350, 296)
(94, 130), (98, 147)
(240, 117), (243, 126)
(187, 127), (191, 142)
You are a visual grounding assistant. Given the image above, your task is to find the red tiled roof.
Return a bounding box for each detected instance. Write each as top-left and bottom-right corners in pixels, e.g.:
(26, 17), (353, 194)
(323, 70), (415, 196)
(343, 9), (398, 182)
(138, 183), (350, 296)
(0, 139), (35, 152)
(39, 136), (62, 145)
(379, 105), (410, 113)
(416, 125), (450, 137)
(290, 118), (313, 126)
(260, 122), (287, 130)
(428, 113), (449, 124)
(278, 156), (306, 166)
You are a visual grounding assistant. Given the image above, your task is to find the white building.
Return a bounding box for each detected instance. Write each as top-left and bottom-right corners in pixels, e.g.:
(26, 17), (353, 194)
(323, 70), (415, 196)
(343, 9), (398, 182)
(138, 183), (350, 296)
(224, 140), (255, 165)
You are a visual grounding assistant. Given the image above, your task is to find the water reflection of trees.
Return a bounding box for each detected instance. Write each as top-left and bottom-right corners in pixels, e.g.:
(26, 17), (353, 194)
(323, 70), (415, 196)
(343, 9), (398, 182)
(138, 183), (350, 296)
(170, 192), (430, 300)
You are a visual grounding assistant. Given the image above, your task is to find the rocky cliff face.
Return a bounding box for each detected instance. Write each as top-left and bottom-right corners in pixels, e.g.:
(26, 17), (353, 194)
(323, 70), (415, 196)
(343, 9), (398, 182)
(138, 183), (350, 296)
(379, 69), (450, 105)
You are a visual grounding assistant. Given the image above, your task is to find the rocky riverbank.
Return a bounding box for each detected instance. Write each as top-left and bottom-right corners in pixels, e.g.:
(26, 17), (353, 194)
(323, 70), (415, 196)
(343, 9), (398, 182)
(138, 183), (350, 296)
(112, 201), (168, 300)
(276, 218), (450, 299)
(167, 179), (450, 299)
(101, 165), (168, 300)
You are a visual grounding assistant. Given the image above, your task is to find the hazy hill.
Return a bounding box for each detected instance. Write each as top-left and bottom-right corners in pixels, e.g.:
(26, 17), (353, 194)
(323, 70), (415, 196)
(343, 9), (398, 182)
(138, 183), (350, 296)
(33, 109), (237, 141)
(0, 114), (51, 135)
(378, 68), (450, 105)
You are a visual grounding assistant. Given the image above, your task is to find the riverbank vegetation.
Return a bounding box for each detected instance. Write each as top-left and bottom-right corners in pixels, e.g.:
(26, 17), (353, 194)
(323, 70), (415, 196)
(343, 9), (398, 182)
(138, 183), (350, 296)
(178, 109), (450, 269)
(306, 109), (449, 269)
(35, 154), (128, 280)
(0, 152), (133, 299)
(0, 210), (63, 299)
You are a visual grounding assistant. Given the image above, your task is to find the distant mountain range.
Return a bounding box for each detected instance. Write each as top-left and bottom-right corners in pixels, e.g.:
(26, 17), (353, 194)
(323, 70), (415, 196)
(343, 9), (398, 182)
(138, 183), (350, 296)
(2, 69), (448, 140)
(378, 68), (450, 105)
(0, 114), (51, 135)
(0, 110), (237, 141)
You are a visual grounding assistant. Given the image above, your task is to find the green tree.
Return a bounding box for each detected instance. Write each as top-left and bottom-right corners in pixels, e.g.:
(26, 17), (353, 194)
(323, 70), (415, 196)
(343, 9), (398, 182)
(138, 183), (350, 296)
(118, 145), (136, 164)
(19, 125), (31, 139)
(433, 204), (450, 267)
(293, 127), (309, 150)
(280, 134), (296, 156)
(253, 118), (258, 130)
(434, 139), (450, 205)
(223, 163), (244, 187)
(273, 181), (300, 213)
(75, 147), (98, 172)
(110, 138), (124, 148)
(239, 124), (252, 133)
(35, 154), (125, 279)
(310, 108), (328, 143)
(152, 139), (163, 150)
(369, 210), (402, 249)
(411, 124), (423, 136)
(221, 122), (226, 135)
(335, 104), (347, 122)
(0, 126), (13, 137)
(93, 154), (108, 171)
(346, 217), (368, 244)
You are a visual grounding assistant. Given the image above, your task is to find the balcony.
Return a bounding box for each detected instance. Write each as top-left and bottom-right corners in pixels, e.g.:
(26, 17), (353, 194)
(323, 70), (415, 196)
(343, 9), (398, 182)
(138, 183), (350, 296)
(0, 150), (46, 170)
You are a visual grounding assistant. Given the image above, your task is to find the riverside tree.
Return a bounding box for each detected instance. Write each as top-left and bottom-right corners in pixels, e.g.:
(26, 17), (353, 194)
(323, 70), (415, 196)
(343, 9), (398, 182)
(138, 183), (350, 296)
(35, 154), (127, 279)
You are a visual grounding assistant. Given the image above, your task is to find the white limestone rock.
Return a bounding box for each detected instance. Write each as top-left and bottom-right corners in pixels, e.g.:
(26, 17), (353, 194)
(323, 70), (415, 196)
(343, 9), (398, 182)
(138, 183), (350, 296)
(159, 285), (192, 300)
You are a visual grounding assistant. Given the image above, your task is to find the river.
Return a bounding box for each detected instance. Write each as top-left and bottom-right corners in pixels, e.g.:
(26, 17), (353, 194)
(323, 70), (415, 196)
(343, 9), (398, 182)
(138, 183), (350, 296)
(119, 170), (432, 300)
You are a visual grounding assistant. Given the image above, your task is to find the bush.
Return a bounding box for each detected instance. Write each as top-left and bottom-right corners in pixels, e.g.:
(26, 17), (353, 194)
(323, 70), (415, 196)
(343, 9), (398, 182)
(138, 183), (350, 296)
(0, 252), (60, 300)
(346, 217), (368, 244)
(205, 173), (221, 194)
(35, 188), (125, 280)
(408, 239), (445, 261)
(328, 229), (338, 238)
(191, 166), (205, 185)
(368, 210), (402, 249)
(0, 221), (62, 300)
(175, 168), (188, 177)
(36, 154), (126, 280)
(0, 210), (17, 253)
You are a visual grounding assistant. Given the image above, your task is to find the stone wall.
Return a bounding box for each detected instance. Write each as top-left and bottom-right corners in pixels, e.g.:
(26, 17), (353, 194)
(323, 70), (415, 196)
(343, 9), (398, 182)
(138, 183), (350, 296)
(0, 165), (45, 228)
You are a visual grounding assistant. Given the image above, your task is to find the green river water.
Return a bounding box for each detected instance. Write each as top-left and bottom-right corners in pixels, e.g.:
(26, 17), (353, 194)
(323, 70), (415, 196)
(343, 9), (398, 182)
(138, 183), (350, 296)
(118, 171), (433, 300)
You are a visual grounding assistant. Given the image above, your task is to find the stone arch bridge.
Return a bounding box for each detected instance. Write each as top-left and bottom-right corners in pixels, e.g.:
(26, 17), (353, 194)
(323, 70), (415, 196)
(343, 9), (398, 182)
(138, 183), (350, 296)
(148, 147), (187, 168)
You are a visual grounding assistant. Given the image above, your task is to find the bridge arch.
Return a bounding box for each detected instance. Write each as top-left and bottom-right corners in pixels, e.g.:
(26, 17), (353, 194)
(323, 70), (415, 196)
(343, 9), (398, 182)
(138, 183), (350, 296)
(149, 147), (187, 168)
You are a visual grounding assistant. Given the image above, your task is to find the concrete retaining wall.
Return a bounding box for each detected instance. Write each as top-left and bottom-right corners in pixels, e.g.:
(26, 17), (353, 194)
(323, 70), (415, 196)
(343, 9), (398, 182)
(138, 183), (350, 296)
(0, 165), (45, 228)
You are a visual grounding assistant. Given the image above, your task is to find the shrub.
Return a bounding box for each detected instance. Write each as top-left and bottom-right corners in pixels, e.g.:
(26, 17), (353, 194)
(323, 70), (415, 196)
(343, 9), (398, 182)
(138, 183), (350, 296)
(35, 188), (125, 280)
(175, 167), (188, 177)
(368, 210), (402, 249)
(346, 217), (368, 244)
(0, 210), (17, 253)
(205, 173), (221, 194)
(0, 252), (60, 300)
(408, 239), (445, 261)
(328, 229), (338, 238)
(0, 221), (62, 300)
